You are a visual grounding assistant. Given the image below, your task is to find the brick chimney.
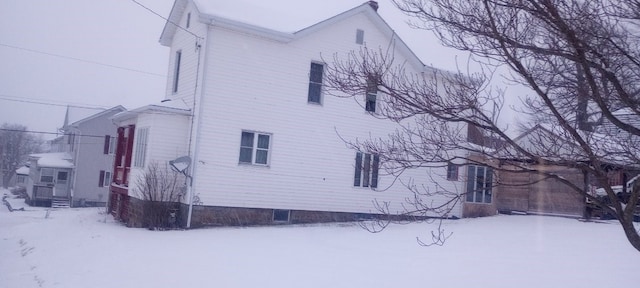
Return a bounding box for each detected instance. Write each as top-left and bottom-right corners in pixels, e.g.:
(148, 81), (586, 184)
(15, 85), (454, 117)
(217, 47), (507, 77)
(368, 1), (379, 12)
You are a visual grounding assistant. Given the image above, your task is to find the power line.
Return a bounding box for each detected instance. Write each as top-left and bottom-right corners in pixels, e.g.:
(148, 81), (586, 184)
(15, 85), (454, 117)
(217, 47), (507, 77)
(0, 128), (107, 139)
(0, 42), (165, 77)
(129, 0), (203, 40)
(0, 94), (109, 110)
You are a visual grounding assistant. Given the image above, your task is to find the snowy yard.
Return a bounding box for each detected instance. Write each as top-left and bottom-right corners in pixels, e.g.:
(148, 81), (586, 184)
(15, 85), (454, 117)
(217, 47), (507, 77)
(1, 190), (638, 288)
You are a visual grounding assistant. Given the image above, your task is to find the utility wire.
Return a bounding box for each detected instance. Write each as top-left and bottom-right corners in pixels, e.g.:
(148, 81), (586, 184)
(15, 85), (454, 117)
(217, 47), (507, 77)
(0, 94), (109, 110)
(0, 128), (108, 139)
(129, 0), (203, 40)
(0, 94), (192, 117)
(0, 42), (165, 77)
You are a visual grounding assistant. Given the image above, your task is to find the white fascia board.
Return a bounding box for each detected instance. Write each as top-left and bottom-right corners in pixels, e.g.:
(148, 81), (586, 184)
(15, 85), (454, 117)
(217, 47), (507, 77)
(203, 14), (294, 43)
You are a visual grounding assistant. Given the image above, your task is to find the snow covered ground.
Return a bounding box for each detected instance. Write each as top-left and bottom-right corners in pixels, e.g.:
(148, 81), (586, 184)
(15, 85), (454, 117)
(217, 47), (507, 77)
(1, 189), (638, 288)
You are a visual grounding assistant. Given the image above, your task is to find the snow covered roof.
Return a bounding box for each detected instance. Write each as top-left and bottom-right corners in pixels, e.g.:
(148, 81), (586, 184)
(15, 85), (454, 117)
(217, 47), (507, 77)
(160, 0), (427, 71)
(63, 106), (106, 127)
(111, 100), (191, 122)
(15, 166), (29, 175)
(192, 0), (373, 33)
(62, 105), (126, 130)
(496, 124), (639, 167)
(30, 152), (74, 169)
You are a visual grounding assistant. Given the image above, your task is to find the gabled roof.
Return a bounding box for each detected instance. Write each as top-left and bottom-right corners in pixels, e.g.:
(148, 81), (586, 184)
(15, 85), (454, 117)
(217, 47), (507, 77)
(111, 100), (191, 122)
(16, 166), (29, 175)
(159, 0), (426, 71)
(61, 105), (126, 130)
(496, 124), (639, 167)
(62, 106), (106, 128)
(29, 152), (74, 169)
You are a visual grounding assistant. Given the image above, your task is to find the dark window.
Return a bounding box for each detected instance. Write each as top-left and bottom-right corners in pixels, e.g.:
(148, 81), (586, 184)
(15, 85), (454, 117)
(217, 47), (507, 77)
(57, 171), (68, 185)
(308, 62), (323, 104)
(186, 12), (191, 28)
(447, 163), (458, 181)
(40, 168), (54, 183)
(99, 170), (105, 187)
(239, 131), (271, 165)
(273, 209), (290, 222)
(356, 29), (364, 44)
(354, 152), (379, 188)
(365, 76), (377, 112)
(239, 132), (254, 163)
(466, 165), (493, 203)
(103, 135), (110, 154)
(173, 50), (182, 93)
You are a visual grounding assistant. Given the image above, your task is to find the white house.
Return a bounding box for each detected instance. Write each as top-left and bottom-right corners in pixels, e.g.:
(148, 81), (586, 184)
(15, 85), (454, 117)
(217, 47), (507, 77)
(30, 105), (126, 208)
(109, 0), (487, 227)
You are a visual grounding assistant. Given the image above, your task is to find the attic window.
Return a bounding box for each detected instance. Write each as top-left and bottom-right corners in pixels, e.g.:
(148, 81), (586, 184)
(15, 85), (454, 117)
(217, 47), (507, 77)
(356, 29), (364, 44)
(186, 12), (191, 28)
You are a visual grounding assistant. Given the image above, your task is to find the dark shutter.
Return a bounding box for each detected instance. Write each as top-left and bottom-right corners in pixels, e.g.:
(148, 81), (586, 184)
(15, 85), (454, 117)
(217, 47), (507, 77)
(362, 153), (371, 187)
(103, 135), (110, 154)
(99, 170), (105, 187)
(371, 154), (379, 188)
(354, 152), (362, 186)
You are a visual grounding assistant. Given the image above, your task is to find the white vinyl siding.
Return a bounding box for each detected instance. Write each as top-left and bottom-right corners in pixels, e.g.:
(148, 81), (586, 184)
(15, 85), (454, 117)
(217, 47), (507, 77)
(172, 11), (464, 218)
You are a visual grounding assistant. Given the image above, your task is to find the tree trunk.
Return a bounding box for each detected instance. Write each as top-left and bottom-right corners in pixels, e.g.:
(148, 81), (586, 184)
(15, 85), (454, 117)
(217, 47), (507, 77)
(620, 217), (640, 252)
(2, 173), (11, 189)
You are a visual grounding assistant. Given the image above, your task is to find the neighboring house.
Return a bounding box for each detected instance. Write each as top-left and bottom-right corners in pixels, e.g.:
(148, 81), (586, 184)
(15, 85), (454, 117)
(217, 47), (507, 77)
(109, 0), (489, 227)
(26, 105), (126, 208)
(494, 124), (639, 217)
(15, 166), (29, 189)
(25, 152), (74, 207)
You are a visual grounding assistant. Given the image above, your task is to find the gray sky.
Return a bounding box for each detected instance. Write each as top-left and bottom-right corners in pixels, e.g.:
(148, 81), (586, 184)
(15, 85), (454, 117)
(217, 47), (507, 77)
(0, 0), (503, 140)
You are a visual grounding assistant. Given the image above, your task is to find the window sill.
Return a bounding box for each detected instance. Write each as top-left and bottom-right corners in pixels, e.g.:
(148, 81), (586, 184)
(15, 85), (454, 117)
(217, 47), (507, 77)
(238, 162), (270, 168)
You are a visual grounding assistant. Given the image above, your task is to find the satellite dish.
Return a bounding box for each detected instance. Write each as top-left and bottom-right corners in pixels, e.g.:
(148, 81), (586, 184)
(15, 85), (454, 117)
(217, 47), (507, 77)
(169, 156), (191, 175)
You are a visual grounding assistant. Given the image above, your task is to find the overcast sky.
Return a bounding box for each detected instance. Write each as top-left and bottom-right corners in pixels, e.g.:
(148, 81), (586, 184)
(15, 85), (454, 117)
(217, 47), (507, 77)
(0, 0), (506, 140)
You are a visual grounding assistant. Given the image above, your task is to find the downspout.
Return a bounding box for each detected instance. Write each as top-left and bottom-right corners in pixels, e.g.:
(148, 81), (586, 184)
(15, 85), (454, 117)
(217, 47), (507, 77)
(186, 26), (210, 228)
(70, 126), (81, 206)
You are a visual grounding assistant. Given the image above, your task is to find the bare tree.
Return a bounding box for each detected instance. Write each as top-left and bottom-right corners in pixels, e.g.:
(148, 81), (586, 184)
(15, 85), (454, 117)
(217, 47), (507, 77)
(134, 161), (184, 229)
(324, 0), (640, 251)
(0, 123), (42, 188)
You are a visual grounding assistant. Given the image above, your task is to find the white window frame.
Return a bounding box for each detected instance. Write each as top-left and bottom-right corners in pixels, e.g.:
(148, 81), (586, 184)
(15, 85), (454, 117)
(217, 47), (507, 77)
(238, 131), (272, 166)
(133, 127), (149, 168)
(466, 165), (493, 203)
(108, 136), (116, 154)
(104, 171), (111, 187)
(308, 62), (324, 104)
